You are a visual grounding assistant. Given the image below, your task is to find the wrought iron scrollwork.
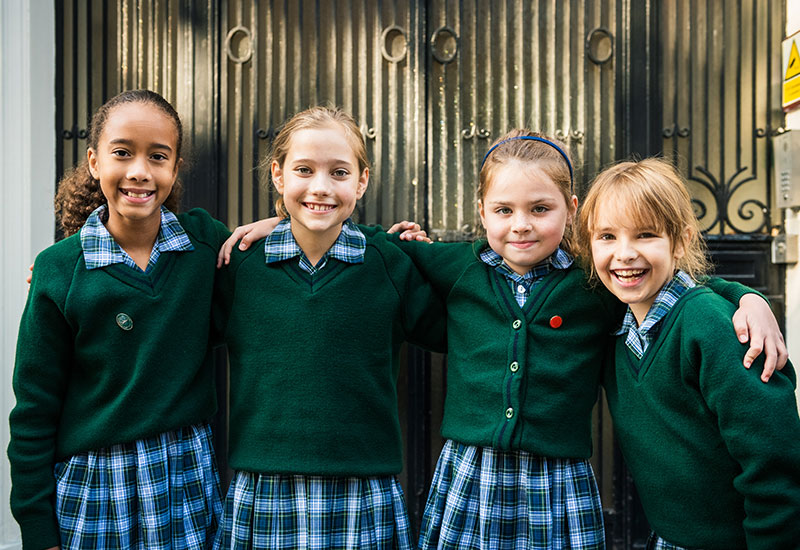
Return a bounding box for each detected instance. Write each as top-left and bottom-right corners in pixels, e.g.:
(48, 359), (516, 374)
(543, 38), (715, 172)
(690, 165), (768, 234)
(461, 125), (490, 140)
(255, 127), (276, 140)
(662, 124), (690, 138)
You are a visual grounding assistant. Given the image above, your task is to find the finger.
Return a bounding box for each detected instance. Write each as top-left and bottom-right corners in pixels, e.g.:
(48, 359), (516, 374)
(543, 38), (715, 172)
(732, 312), (749, 344)
(759, 340), (777, 382)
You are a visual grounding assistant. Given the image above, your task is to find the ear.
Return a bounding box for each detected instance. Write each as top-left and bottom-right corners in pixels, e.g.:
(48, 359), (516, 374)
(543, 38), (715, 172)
(87, 148), (99, 179)
(173, 157), (183, 178)
(355, 167), (369, 199)
(271, 160), (284, 194)
(674, 226), (692, 259)
(567, 194), (579, 223)
(478, 199), (487, 229)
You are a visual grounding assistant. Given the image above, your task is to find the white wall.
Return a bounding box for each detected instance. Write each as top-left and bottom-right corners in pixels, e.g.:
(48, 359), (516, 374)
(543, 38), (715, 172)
(0, 1), (56, 548)
(786, 0), (800, 412)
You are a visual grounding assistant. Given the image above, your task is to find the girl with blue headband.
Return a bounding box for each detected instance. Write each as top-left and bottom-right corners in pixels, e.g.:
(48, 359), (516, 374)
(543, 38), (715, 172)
(218, 128), (784, 549)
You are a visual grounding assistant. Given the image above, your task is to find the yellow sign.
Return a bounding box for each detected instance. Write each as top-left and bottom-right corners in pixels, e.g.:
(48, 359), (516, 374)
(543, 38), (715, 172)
(784, 33), (800, 111)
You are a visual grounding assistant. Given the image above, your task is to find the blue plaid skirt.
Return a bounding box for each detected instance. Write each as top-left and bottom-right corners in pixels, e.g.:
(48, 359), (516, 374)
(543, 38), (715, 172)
(418, 440), (605, 550)
(213, 471), (414, 550)
(54, 423), (222, 549)
(646, 532), (690, 550)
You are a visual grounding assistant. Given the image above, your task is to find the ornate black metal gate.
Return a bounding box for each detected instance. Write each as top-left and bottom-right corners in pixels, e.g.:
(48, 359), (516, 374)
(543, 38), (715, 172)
(55, 1), (785, 547)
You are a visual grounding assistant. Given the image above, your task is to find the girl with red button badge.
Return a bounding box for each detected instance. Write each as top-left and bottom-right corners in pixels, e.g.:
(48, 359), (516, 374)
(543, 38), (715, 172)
(218, 130), (784, 550)
(578, 158), (800, 549)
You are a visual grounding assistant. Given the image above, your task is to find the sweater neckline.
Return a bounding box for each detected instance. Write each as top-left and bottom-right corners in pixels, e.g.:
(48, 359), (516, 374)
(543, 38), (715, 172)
(103, 251), (180, 296)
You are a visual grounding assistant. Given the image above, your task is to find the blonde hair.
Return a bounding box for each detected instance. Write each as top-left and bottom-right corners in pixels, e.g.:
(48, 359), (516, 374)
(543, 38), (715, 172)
(479, 129), (576, 254)
(577, 157), (712, 281)
(267, 106), (369, 218)
(55, 90), (184, 236)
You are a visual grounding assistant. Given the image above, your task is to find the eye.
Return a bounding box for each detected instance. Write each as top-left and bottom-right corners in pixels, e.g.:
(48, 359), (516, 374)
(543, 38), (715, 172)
(596, 233), (615, 241)
(151, 152), (168, 161)
(496, 207), (512, 215)
(532, 205), (549, 214)
(332, 168), (350, 178)
(638, 232), (658, 239)
(295, 166), (312, 175)
(111, 149), (131, 158)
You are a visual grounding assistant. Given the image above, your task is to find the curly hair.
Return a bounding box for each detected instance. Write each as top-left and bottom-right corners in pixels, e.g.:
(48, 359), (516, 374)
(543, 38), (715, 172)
(55, 90), (184, 236)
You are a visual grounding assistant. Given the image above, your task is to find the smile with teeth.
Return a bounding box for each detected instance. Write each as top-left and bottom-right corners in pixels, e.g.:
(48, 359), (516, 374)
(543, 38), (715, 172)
(122, 190), (155, 198)
(303, 202), (336, 212)
(612, 268), (648, 282)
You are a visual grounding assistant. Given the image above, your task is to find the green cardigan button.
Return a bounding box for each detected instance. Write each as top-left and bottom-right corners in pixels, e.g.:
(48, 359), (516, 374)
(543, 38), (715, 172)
(116, 313), (133, 331)
(509, 361), (519, 372)
(512, 319), (522, 329)
(505, 407), (514, 419)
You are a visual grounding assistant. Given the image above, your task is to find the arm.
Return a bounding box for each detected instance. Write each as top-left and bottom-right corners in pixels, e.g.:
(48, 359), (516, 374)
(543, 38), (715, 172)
(8, 253), (73, 549)
(695, 324), (800, 548)
(216, 217), (280, 267)
(704, 278), (787, 380)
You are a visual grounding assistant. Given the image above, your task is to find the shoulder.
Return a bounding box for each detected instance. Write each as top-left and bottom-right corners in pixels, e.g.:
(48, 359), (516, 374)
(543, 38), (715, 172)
(30, 234), (83, 301)
(35, 233), (83, 271)
(178, 208), (231, 248)
(678, 286), (736, 327)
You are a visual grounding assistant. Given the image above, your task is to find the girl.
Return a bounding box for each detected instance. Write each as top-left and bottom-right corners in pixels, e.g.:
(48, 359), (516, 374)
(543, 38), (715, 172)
(219, 131), (782, 549)
(212, 106), (445, 549)
(9, 90), (228, 549)
(578, 158), (800, 549)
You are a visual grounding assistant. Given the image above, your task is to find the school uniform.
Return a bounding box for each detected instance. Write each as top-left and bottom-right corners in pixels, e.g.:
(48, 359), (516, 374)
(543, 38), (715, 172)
(8, 206), (229, 550)
(605, 271), (800, 550)
(212, 218), (445, 550)
(362, 231), (756, 550)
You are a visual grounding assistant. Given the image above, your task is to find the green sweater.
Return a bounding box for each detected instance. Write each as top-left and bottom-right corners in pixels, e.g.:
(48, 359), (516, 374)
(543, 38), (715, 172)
(214, 233), (446, 476)
(8, 208), (230, 550)
(604, 287), (800, 549)
(365, 231), (756, 458)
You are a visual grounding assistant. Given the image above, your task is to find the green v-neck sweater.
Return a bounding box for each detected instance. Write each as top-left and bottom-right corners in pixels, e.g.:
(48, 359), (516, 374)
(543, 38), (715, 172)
(364, 230), (755, 458)
(604, 287), (800, 550)
(214, 233), (446, 476)
(8, 208), (230, 550)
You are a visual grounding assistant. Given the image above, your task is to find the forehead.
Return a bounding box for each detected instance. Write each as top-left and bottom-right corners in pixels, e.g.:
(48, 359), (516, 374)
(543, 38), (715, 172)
(484, 160), (561, 199)
(590, 195), (661, 231)
(286, 125), (358, 162)
(101, 102), (178, 145)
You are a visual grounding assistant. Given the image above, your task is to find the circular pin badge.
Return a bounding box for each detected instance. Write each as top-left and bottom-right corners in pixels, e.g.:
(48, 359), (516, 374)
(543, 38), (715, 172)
(549, 315), (563, 329)
(116, 313), (133, 331)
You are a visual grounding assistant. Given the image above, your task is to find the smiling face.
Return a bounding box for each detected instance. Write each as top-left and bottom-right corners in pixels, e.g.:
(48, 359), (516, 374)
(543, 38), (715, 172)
(271, 124), (368, 255)
(479, 160), (577, 276)
(590, 202), (686, 324)
(87, 102), (180, 232)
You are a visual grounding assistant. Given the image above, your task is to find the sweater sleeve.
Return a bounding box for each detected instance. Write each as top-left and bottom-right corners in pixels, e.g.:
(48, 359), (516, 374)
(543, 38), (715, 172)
(704, 276), (765, 305)
(7, 247), (77, 550)
(691, 298), (800, 549)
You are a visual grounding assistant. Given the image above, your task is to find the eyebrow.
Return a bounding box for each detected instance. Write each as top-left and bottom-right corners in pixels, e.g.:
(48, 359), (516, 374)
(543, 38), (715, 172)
(291, 158), (355, 167)
(108, 138), (173, 152)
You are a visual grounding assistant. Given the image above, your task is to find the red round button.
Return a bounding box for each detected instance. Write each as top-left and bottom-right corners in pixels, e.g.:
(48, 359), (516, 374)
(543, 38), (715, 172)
(549, 315), (563, 328)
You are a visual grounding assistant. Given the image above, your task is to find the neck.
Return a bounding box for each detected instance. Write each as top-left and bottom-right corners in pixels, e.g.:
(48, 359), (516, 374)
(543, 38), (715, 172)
(291, 223), (342, 266)
(104, 210), (161, 266)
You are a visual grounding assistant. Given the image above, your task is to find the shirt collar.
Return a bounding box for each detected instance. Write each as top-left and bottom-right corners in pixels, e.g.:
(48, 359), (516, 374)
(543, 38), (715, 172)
(479, 245), (573, 282)
(79, 205), (193, 270)
(264, 217), (366, 266)
(616, 270), (696, 337)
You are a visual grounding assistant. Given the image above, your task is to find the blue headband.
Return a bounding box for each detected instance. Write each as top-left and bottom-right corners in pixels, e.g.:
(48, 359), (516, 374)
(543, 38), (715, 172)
(480, 136), (574, 191)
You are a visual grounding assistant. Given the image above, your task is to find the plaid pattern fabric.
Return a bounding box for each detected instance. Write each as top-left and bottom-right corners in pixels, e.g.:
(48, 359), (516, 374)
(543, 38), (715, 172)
(53, 423), (222, 549)
(419, 439), (605, 550)
(80, 205), (194, 273)
(616, 270), (696, 360)
(645, 531), (690, 550)
(479, 247), (573, 307)
(264, 218), (365, 274)
(213, 472), (413, 550)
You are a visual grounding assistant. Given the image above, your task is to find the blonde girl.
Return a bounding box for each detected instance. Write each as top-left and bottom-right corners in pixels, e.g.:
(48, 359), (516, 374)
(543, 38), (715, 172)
(578, 158), (800, 550)
(218, 131), (782, 549)
(212, 106), (444, 550)
(9, 90), (226, 550)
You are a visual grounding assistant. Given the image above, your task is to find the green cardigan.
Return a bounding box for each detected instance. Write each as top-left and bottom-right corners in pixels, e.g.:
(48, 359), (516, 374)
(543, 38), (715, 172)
(365, 230), (756, 459)
(214, 232), (446, 476)
(8, 208), (230, 550)
(605, 287), (800, 550)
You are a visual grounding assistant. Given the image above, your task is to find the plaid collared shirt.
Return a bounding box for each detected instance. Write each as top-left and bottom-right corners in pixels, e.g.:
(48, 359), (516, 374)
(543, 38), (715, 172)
(264, 218), (366, 274)
(479, 247), (573, 307)
(79, 205), (194, 273)
(616, 270), (696, 360)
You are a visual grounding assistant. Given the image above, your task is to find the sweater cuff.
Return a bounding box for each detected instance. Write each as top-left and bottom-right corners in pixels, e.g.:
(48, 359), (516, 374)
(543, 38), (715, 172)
(19, 514), (60, 550)
(705, 276), (767, 306)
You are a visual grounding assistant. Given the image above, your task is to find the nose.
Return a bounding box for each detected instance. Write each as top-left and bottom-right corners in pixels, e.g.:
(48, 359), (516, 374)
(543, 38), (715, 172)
(615, 237), (638, 262)
(307, 173), (332, 195)
(126, 155), (151, 182)
(511, 212), (533, 233)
